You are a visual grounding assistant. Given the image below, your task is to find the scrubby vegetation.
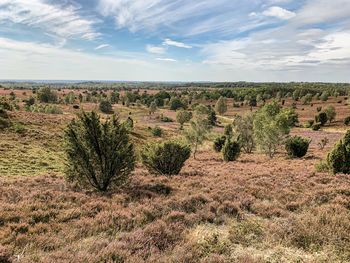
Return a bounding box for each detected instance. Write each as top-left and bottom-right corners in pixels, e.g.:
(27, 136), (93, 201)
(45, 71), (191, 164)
(285, 136), (311, 158)
(141, 140), (191, 175)
(2, 82), (350, 262)
(64, 111), (135, 191)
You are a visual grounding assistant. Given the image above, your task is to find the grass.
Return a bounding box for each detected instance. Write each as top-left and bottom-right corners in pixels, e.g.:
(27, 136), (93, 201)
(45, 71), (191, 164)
(1, 93), (350, 262)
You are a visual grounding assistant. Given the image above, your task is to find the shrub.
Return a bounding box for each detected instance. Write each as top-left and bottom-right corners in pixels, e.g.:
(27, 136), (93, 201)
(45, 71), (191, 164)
(224, 124), (233, 138)
(213, 136), (226, 152)
(169, 97), (185, 111)
(160, 115), (174, 122)
(316, 106), (322, 112)
(152, 126), (163, 137)
(141, 140), (191, 175)
(253, 101), (292, 158)
(28, 104), (63, 114)
(176, 110), (192, 130)
(285, 136), (310, 158)
(64, 111), (135, 191)
(324, 106), (336, 123)
(326, 130), (350, 174)
(99, 100), (113, 114)
(312, 123), (321, 131)
(215, 96), (227, 115)
(315, 112), (328, 126)
(304, 120), (314, 128)
(222, 139), (240, 162)
(37, 87), (58, 103)
(234, 114), (255, 153)
(345, 117), (350, 126)
(0, 117), (10, 130)
(318, 137), (329, 150)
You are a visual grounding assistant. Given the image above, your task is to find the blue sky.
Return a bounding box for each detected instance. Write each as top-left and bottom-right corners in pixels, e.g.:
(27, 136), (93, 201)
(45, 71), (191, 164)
(0, 0), (349, 82)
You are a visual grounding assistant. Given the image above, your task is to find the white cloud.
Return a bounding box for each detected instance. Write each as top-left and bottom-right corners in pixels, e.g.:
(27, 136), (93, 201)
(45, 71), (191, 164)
(163, 39), (192, 49)
(156, 58), (177, 62)
(146, 45), (166, 54)
(262, 6), (296, 20)
(0, 0), (100, 40)
(95, 44), (110, 50)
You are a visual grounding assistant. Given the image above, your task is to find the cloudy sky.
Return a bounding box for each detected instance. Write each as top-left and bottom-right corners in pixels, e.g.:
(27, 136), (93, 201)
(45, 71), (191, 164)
(0, 0), (349, 82)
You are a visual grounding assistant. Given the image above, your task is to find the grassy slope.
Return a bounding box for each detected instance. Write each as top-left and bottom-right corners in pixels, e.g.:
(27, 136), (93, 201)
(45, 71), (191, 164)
(1, 97), (350, 262)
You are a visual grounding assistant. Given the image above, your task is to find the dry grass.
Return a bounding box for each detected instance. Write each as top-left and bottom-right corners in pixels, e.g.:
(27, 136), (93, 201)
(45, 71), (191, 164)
(1, 91), (350, 262)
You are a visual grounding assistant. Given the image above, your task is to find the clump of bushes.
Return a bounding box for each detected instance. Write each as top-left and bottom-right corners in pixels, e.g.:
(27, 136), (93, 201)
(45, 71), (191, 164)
(285, 136), (311, 158)
(99, 100), (113, 114)
(64, 111), (135, 191)
(151, 126), (163, 137)
(222, 139), (240, 162)
(315, 112), (328, 126)
(26, 104), (63, 114)
(304, 120), (314, 128)
(141, 140), (191, 176)
(213, 136), (226, 152)
(326, 130), (350, 174)
(160, 115), (174, 122)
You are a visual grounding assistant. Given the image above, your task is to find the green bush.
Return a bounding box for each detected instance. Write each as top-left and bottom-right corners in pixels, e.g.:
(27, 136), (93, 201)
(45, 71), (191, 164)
(37, 87), (58, 103)
(152, 126), (163, 137)
(326, 130), (350, 174)
(141, 140), (191, 176)
(312, 123), (321, 131)
(213, 136), (226, 152)
(304, 120), (314, 128)
(64, 111), (135, 191)
(27, 104), (63, 114)
(315, 112), (328, 126)
(160, 115), (174, 122)
(344, 117), (350, 126)
(222, 139), (240, 162)
(285, 136), (310, 158)
(99, 100), (113, 114)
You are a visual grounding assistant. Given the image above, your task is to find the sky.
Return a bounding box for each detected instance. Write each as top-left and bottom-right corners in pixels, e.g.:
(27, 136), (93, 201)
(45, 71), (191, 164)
(0, 0), (349, 82)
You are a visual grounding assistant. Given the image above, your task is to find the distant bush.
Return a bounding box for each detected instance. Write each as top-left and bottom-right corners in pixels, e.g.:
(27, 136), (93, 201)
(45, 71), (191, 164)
(64, 111), (135, 191)
(315, 112), (328, 126)
(169, 97), (186, 111)
(99, 100), (113, 114)
(141, 140), (191, 176)
(304, 120), (314, 128)
(213, 135), (226, 152)
(344, 117), (350, 126)
(312, 123), (321, 131)
(160, 115), (174, 122)
(151, 126), (163, 137)
(326, 130), (350, 174)
(324, 106), (336, 123)
(0, 116), (10, 130)
(37, 87), (58, 103)
(316, 106), (322, 112)
(222, 139), (240, 162)
(224, 124), (233, 138)
(12, 122), (26, 134)
(318, 137), (329, 150)
(234, 114), (255, 153)
(27, 104), (63, 114)
(285, 136), (310, 158)
(176, 110), (192, 130)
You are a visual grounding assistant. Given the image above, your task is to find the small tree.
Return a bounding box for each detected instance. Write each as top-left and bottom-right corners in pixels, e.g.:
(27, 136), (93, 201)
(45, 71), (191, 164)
(170, 97), (185, 111)
(326, 130), (350, 174)
(285, 136), (311, 158)
(99, 100), (113, 114)
(149, 101), (157, 115)
(64, 111), (135, 191)
(185, 109), (212, 159)
(320, 91), (329, 101)
(37, 87), (58, 103)
(176, 110), (192, 130)
(315, 112), (328, 126)
(141, 140), (191, 175)
(234, 114), (255, 153)
(110, 91), (120, 104)
(324, 106), (336, 123)
(215, 96), (227, 115)
(222, 139), (240, 162)
(253, 101), (292, 158)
